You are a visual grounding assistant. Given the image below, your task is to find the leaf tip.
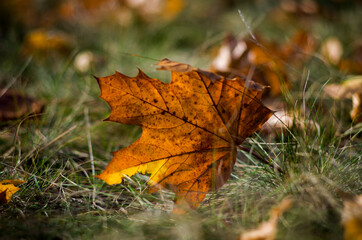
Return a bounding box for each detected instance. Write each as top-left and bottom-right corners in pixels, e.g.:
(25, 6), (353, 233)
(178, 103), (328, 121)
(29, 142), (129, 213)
(94, 174), (102, 180)
(96, 170), (124, 185)
(136, 68), (148, 79)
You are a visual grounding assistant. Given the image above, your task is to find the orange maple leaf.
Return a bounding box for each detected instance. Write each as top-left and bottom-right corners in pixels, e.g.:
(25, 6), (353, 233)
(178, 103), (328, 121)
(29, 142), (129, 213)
(96, 58), (272, 208)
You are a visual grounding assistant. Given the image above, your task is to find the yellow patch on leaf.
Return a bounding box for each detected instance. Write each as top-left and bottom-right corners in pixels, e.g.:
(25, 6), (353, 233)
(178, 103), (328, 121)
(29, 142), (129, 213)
(0, 179), (25, 204)
(95, 58), (272, 208)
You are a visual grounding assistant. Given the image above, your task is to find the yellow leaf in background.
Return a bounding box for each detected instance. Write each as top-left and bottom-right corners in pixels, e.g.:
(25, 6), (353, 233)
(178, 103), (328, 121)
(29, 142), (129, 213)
(0, 180), (25, 204)
(162, 0), (185, 20)
(22, 29), (72, 58)
(240, 198), (293, 240)
(342, 195), (362, 240)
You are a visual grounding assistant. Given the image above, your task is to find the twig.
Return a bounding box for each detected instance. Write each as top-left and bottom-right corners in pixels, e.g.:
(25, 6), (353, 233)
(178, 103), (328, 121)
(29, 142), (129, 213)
(13, 113), (45, 172)
(0, 57), (32, 98)
(303, 70), (310, 117)
(84, 107), (96, 205)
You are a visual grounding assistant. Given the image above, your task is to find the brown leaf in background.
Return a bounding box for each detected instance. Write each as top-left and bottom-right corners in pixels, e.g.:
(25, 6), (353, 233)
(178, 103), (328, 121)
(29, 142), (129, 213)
(96, 58), (272, 208)
(339, 41), (362, 75)
(324, 76), (362, 123)
(280, 30), (317, 65)
(320, 37), (362, 75)
(280, 0), (319, 15)
(125, 0), (184, 21)
(240, 198), (293, 240)
(0, 89), (45, 121)
(210, 34), (290, 97)
(278, 0), (362, 18)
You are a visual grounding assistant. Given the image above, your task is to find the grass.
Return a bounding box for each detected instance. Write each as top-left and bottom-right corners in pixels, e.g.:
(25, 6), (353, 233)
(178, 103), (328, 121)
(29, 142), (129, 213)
(1, 1), (361, 239)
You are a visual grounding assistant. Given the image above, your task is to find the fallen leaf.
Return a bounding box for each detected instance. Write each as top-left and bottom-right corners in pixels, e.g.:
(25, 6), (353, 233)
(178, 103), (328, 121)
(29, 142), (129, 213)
(342, 195), (362, 240)
(350, 93), (362, 123)
(324, 76), (362, 123)
(240, 198), (293, 240)
(280, 30), (317, 65)
(279, 0), (362, 19)
(22, 29), (72, 58)
(0, 89), (45, 121)
(339, 41), (362, 75)
(210, 34), (290, 97)
(125, 0), (184, 22)
(280, 0), (319, 15)
(161, 0), (185, 20)
(0, 179), (25, 204)
(96, 58), (272, 208)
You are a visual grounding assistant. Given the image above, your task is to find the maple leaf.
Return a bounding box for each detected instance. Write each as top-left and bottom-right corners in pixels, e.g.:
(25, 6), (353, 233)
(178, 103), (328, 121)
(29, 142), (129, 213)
(96, 58), (272, 208)
(0, 179), (25, 204)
